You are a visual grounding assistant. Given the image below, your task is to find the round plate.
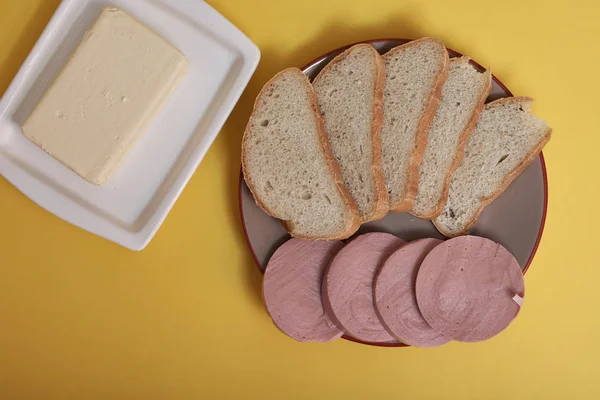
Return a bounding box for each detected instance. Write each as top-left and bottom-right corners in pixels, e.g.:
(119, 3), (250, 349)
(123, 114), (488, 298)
(239, 39), (548, 347)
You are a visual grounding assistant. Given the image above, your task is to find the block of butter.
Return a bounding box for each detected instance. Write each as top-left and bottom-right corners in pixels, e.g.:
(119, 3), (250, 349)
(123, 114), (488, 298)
(21, 7), (189, 185)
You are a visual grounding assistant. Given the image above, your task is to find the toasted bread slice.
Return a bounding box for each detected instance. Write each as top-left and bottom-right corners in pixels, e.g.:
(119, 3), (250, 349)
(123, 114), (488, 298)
(242, 68), (361, 240)
(433, 97), (551, 237)
(410, 57), (492, 219)
(313, 44), (388, 222)
(380, 38), (449, 212)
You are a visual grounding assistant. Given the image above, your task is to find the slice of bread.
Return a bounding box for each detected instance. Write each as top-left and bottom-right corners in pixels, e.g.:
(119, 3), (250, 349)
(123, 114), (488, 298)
(410, 57), (492, 219)
(242, 68), (361, 240)
(313, 44), (388, 222)
(380, 38), (449, 212)
(433, 97), (552, 237)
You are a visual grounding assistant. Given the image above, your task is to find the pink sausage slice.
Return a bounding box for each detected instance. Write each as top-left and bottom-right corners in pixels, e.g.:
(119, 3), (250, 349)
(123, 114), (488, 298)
(323, 232), (405, 343)
(416, 236), (525, 342)
(375, 238), (450, 347)
(263, 238), (345, 342)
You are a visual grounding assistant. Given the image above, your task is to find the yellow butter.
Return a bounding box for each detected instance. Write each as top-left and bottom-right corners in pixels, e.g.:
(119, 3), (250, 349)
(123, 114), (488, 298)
(22, 7), (188, 185)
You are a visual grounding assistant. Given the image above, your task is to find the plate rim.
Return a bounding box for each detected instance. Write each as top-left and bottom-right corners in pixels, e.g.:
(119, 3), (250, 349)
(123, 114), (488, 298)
(239, 38), (548, 347)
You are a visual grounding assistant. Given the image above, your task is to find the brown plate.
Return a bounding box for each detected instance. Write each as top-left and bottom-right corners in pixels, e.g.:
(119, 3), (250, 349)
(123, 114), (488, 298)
(239, 39), (548, 347)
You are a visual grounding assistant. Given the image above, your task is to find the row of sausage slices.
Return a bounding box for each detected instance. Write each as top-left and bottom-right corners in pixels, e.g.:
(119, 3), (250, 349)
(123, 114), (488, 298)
(262, 232), (525, 346)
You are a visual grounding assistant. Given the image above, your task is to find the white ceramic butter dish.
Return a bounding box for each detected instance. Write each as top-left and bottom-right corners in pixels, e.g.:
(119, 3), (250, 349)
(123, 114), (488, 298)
(0, 0), (260, 250)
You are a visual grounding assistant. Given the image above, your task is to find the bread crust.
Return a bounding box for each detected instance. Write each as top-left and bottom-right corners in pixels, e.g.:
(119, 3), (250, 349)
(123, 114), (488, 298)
(312, 44), (389, 223)
(383, 38), (450, 212)
(433, 96), (552, 237)
(410, 58), (492, 219)
(242, 68), (361, 240)
(368, 46), (391, 221)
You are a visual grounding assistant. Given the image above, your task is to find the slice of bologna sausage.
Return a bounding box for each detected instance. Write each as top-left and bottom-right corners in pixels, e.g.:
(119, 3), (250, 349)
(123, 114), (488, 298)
(375, 238), (450, 347)
(263, 238), (345, 342)
(322, 232), (405, 343)
(416, 236), (525, 342)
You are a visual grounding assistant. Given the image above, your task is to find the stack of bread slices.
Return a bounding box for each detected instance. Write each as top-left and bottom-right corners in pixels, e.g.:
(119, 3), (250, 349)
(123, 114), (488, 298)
(242, 38), (552, 240)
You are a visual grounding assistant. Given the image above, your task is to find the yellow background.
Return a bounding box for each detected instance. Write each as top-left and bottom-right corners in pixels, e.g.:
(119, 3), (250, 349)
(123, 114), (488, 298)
(1, 0), (598, 398)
